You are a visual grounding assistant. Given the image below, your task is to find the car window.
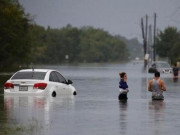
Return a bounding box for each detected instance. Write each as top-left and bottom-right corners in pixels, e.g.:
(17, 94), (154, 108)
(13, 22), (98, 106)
(11, 72), (46, 80)
(162, 63), (170, 68)
(55, 72), (66, 83)
(156, 63), (170, 68)
(49, 72), (59, 82)
(49, 73), (55, 82)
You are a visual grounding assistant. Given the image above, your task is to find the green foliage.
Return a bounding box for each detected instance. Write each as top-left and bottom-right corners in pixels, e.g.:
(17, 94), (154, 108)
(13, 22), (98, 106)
(122, 37), (143, 59)
(28, 25), (47, 63)
(78, 26), (127, 62)
(156, 27), (180, 63)
(29, 25), (129, 64)
(0, 0), (31, 70)
(1, 0), (144, 67)
(37, 25), (81, 64)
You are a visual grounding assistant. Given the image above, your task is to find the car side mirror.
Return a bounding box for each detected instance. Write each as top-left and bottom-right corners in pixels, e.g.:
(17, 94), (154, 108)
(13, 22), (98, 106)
(67, 79), (73, 84)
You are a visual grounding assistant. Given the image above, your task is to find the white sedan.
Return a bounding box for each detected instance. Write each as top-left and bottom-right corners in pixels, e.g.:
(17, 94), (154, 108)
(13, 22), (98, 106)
(4, 69), (77, 97)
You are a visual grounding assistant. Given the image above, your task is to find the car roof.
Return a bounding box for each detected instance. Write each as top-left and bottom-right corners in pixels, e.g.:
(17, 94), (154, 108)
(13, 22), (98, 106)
(152, 61), (170, 65)
(18, 69), (55, 72)
(154, 61), (168, 63)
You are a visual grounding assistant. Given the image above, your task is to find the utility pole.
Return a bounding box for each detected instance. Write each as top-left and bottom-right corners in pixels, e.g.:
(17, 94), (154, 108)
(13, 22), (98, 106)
(153, 13), (156, 62)
(148, 25), (153, 62)
(141, 18), (145, 55)
(141, 15), (148, 68)
(145, 15), (148, 55)
(145, 15), (148, 68)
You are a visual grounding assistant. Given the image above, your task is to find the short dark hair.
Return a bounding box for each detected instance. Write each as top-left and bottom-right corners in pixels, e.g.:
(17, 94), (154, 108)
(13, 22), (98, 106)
(119, 72), (126, 79)
(154, 71), (160, 77)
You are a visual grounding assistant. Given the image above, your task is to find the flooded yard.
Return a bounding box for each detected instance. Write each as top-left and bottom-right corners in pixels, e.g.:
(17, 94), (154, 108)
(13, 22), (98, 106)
(0, 62), (180, 135)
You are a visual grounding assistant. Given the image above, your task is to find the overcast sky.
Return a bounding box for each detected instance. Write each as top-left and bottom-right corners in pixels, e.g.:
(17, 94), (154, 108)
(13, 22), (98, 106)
(19, 0), (180, 42)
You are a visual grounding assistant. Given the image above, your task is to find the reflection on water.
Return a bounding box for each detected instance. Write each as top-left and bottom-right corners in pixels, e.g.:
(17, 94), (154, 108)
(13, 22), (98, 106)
(148, 100), (165, 121)
(148, 100), (166, 135)
(3, 95), (74, 135)
(149, 100), (165, 111)
(119, 100), (128, 135)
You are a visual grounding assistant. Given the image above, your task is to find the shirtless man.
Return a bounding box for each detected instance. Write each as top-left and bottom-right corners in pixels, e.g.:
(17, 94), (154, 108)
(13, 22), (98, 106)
(148, 72), (166, 100)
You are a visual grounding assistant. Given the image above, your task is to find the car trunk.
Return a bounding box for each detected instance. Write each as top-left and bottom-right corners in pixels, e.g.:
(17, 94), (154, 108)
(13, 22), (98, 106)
(8, 80), (44, 93)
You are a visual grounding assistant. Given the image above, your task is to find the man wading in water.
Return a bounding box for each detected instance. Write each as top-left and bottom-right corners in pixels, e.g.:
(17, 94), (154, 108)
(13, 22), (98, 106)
(148, 72), (166, 100)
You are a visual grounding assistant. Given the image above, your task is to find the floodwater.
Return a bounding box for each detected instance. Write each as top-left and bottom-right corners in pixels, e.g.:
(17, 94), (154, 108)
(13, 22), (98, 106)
(0, 62), (180, 135)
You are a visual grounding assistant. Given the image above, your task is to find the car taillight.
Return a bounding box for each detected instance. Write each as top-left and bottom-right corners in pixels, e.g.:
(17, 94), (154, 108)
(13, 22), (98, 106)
(4, 82), (14, 89)
(33, 83), (47, 90)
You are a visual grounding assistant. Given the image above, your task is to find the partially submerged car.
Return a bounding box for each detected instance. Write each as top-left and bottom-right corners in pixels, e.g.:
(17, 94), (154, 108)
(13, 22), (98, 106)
(148, 61), (172, 73)
(4, 69), (77, 97)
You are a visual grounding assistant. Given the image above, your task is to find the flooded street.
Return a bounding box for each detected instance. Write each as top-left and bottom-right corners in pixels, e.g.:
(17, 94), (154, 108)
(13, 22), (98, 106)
(0, 62), (180, 135)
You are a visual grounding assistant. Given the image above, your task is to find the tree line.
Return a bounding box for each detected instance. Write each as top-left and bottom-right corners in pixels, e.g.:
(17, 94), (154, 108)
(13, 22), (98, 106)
(30, 25), (129, 64)
(0, 0), (32, 70)
(2, 0), (179, 72)
(0, 0), (133, 71)
(156, 27), (180, 64)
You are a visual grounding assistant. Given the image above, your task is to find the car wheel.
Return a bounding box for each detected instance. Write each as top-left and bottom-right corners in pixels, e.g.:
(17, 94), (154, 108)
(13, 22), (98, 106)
(73, 91), (77, 95)
(52, 91), (56, 97)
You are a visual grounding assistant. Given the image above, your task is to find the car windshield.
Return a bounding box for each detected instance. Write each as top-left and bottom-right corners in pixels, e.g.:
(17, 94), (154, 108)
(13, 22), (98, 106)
(156, 63), (170, 68)
(11, 71), (46, 80)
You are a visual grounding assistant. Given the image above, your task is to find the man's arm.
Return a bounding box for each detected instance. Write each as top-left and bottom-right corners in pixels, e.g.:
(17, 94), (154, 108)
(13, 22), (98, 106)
(160, 80), (166, 91)
(148, 80), (152, 91)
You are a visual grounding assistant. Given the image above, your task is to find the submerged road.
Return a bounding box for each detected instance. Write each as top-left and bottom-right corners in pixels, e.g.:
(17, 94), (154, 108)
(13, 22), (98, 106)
(0, 62), (180, 135)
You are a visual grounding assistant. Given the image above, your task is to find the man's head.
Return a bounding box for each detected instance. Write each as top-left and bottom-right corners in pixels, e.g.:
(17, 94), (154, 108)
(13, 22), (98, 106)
(154, 71), (160, 77)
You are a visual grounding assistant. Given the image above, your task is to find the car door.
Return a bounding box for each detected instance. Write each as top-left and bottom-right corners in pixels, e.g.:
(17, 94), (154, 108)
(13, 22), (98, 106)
(49, 71), (60, 94)
(54, 71), (70, 94)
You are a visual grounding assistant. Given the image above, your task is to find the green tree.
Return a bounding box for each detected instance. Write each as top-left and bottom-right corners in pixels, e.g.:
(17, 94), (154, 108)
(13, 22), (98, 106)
(156, 27), (180, 63)
(26, 25), (130, 64)
(28, 25), (47, 63)
(42, 25), (80, 64)
(0, 0), (31, 70)
(78, 26), (128, 63)
(169, 42), (180, 63)
(60, 25), (80, 62)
